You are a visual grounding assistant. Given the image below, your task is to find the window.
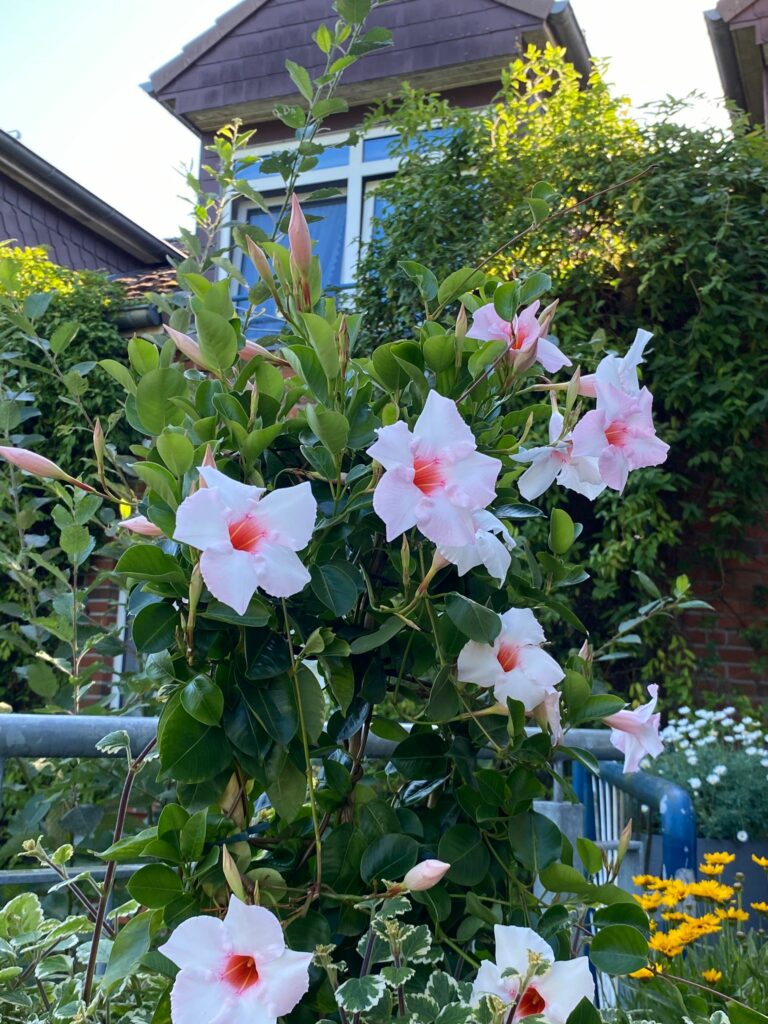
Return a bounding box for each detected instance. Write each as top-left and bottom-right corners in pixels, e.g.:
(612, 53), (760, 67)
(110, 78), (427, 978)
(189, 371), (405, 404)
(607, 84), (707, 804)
(227, 126), (453, 333)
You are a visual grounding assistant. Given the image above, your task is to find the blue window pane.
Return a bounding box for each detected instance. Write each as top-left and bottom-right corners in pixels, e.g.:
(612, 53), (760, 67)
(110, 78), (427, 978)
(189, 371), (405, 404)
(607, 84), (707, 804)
(237, 196), (347, 337)
(363, 128), (455, 162)
(370, 193), (394, 242)
(239, 145), (350, 181)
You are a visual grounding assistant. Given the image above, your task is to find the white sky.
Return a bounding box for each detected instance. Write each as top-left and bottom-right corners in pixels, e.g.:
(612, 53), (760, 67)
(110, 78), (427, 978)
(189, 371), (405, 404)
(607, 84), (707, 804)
(0, 0), (727, 241)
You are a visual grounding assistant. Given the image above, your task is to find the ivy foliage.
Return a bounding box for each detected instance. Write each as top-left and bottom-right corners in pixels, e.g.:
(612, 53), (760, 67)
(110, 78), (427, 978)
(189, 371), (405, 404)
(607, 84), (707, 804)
(355, 47), (768, 692)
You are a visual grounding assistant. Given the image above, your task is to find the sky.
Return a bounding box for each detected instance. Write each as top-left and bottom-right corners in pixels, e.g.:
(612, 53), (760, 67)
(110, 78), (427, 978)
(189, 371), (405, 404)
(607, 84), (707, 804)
(0, 0), (727, 241)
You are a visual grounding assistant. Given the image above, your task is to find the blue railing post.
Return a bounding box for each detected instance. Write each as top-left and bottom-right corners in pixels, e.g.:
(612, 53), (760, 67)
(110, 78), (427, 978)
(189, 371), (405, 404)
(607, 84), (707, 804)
(572, 761), (596, 841)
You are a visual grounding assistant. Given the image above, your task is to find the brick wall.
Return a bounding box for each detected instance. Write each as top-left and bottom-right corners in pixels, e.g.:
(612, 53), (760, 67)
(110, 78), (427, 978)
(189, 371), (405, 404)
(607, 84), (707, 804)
(682, 522), (768, 701)
(0, 172), (148, 274)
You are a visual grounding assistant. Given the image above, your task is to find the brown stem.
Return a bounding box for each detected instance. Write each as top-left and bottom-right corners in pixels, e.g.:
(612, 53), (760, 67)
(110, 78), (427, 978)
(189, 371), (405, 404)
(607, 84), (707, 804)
(82, 737), (156, 1005)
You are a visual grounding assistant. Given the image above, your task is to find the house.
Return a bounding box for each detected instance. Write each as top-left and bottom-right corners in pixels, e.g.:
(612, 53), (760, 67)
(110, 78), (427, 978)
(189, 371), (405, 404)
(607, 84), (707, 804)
(145, 0), (590, 324)
(0, 128), (181, 275)
(705, 0), (768, 127)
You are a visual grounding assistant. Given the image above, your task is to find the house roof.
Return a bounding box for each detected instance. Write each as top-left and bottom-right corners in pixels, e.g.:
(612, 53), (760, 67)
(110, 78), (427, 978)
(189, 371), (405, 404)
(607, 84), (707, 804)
(0, 130), (184, 266)
(705, 0), (768, 125)
(145, 0), (590, 134)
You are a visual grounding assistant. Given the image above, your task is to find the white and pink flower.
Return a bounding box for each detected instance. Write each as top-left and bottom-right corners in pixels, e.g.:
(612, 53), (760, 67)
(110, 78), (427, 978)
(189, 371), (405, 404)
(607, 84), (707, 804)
(512, 410), (605, 501)
(471, 924), (594, 1023)
(571, 382), (669, 493)
(578, 328), (651, 399)
(457, 608), (563, 712)
(604, 684), (664, 774)
(367, 391), (501, 548)
(174, 466), (316, 615)
(118, 515), (164, 537)
(403, 859), (451, 891)
(438, 509), (515, 584)
(467, 301), (571, 374)
(158, 896), (312, 1024)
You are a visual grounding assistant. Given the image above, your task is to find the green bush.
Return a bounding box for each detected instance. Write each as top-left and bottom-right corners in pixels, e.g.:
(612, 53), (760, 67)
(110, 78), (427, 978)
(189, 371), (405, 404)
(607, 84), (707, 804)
(356, 47), (768, 701)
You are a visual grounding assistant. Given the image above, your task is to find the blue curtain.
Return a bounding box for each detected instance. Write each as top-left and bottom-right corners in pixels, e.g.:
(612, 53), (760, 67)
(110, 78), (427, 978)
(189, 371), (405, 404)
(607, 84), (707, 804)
(238, 196), (347, 338)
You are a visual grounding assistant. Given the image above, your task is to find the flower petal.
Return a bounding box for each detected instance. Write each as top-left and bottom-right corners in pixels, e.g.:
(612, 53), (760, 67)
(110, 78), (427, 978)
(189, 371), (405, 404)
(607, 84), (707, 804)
(494, 665), (552, 713)
(416, 492), (476, 547)
(170, 973), (233, 1024)
(494, 925), (554, 976)
(534, 957), (595, 1024)
(413, 391), (476, 457)
(372, 469), (420, 541)
(457, 639), (505, 690)
(471, 960), (514, 1006)
(223, 898), (285, 962)
(536, 338), (572, 373)
(199, 466), (265, 514)
(466, 303), (511, 344)
(255, 482), (316, 550)
(252, 948), (313, 1016)
(570, 410), (608, 459)
(253, 544), (311, 599)
(445, 450), (501, 509)
(158, 914), (227, 972)
(200, 548), (262, 615)
(516, 453), (561, 501)
(499, 608), (546, 647)
(174, 488), (232, 551)
(556, 457), (606, 500)
(598, 446), (630, 492)
(367, 420), (414, 470)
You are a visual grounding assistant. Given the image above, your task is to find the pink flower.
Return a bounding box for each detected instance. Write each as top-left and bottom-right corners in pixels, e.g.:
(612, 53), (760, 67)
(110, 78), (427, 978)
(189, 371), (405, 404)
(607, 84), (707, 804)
(471, 925), (594, 1024)
(166, 326), (272, 368)
(403, 859), (451, 891)
(240, 339), (274, 361)
(158, 896), (312, 1024)
(288, 193), (312, 278)
(0, 446), (96, 492)
(466, 301), (572, 374)
(367, 391), (501, 547)
(174, 467), (316, 614)
(118, 515), (164, 537)
(579, 328), (651, 399)
(604, 684), (664, 774)
(438, 509), (515, 584)
(570, 383), (669, 493)
(512, 410), (605, 501)
(457, 608), (563, 712)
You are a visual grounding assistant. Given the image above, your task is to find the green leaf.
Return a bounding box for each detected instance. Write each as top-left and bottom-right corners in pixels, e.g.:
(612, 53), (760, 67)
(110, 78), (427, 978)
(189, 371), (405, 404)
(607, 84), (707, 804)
(314, 23), (333, 54)
(493, 281), (520, 321)
(336, 976), (387, 1014)
(437, 267), (485, 306)
(310, 562), (360, 616)
(181, 676), (224, 726)
(26, 661), (59, 698)
(200, 597), (269, 627)
(127, 864), (183, 908)
(508, 811), (562, 873)
(285, 59), (313, 102)
(423, 332), (456, 372)
(135, 367), (187, 434)
(132, 460), (180, 509)
(132, 602), (178, 654)
(566, 997), (602, 1024)
(101, 912), (152, 994)
(128, 337), (160, 376)
(100, 358), (137, 394)
(360, 834), (418, 883)
(573, 694), (626, 723)
(729, 1005), (768, 1024)
(157, 433), (195, 477)
(299, 313), (340, 378)
(116, 545), (186, 585)
(180, 809), (207, 862)
(399, 260), (438, 301)
(539, 861), (590, 894)
(334, 0), (372, 23)
(195, 309), (237, 371)
(593, 903), (649, 934)
(59, 524), (91, 560)
(306, 404), (348, 455)
(438, 825), (490, 886)
(518, 271), (552, 306)
(157, 694), (231, 783)
(266, 753), (306, 822)
(23, 291), (54, 320)
(589, 924), (649, 976)
(576, 836), (604, 876)
(50, 321), (79, 354)
(391, 733), (449, 780)
(527, 197), (550, 224)
(245, 675), (298, 745)
(323, 824), (367, 891)
(445, 593), (501, 644)
(349, 616), (406, 653)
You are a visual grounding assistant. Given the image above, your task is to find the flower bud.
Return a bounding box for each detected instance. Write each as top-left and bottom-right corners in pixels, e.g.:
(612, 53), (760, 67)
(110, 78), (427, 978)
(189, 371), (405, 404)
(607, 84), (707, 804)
(118, 515), (164, 538)
(537, 298), (559, 336)
(402, 859), (450, 891)
(246, 236), (274, 289)
(578, 639), (593, 663)
(455, 304), (468, 341)
(239, 339), (273, 362)
(288, 193), (312, 279)
(165, 325), (213, 370)
(0, 445), (96, 493)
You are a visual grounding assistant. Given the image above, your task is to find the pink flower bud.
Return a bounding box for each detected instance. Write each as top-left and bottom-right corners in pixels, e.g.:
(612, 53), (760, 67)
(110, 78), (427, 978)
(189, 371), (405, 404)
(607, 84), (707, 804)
(239, 339), (273, 361)
(288, 193), (312, 279)
(0, 446), (96, 492)
(118, 515), (164, 537)
(402, 859), (450, 891)
(198, 445), (217, 490)
(246, 237), (274, 288)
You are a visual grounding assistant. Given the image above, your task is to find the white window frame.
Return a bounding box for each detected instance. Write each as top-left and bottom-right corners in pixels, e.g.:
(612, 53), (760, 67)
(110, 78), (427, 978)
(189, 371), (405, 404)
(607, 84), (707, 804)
(225, 125), (401, 286)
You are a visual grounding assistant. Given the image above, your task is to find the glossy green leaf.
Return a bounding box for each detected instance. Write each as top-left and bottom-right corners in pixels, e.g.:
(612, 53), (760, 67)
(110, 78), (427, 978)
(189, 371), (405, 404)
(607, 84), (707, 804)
(132, 602), (178, 654)
(589, 924), (650, 976)
(181, 676), (224, 726)
(438, 825), (490, 886)
(360, 834), (418, 883)
(445, 593), (501, 644)
(127, 864), (183, 908)
(195, 309), (237, 371)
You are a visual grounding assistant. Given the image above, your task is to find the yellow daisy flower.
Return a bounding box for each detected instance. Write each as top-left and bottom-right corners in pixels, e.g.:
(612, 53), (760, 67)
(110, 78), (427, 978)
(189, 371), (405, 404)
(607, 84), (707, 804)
(703, 852), (736, 866)
(752, 854), (768, 869)
(631, 966), (660, 979)
(648, 933), (685, 958)
(633, 874), (661, 888)
(716, 907), (749, 923)
(702, 969), (723, 984)
(686, 880), (734, 903)
(751, 901), (768, 913)
(699, 863), (724, 876)
(634, 892), (664, 911)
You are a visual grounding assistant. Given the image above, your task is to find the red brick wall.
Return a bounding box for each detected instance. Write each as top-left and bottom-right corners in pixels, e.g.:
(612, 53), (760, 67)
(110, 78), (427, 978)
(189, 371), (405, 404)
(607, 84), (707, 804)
(682, 522), (768, 700)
